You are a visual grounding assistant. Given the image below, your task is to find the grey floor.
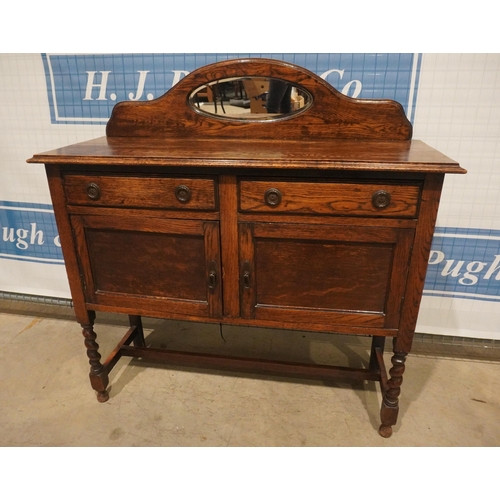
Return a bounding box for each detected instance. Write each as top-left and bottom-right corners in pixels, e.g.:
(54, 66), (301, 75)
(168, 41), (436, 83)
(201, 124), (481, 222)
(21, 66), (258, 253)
(1, 299), (500, 447)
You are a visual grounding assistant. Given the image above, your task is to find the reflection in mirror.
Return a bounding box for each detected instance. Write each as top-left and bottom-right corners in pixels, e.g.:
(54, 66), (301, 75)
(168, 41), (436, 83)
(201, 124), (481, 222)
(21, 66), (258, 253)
(189, 77), (313, 120)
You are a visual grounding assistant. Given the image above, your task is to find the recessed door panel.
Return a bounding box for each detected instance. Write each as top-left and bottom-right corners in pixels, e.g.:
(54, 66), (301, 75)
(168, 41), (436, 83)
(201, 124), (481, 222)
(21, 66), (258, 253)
(87, 230), (207, 300)
(239, 222), (414, 329)
(71, 215), (222, 318)
(254, 239), (393, 312)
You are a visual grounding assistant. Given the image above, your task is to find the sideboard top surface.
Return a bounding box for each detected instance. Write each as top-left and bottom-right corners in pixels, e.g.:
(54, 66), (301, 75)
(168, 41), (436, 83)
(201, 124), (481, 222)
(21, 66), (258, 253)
(28, 136), (465, 174)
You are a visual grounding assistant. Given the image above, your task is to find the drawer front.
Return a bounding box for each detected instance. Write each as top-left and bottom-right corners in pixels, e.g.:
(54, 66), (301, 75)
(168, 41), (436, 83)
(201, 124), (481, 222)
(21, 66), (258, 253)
(239, 179), (420, 217)
(64, 175), (217, 210)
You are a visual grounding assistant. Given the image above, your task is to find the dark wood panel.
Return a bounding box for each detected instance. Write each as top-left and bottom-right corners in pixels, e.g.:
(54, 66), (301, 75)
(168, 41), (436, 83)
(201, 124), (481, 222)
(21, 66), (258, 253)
(71, 215), (222, 318)
(254, 239), (393, 311)
(87, 230), (207, 300)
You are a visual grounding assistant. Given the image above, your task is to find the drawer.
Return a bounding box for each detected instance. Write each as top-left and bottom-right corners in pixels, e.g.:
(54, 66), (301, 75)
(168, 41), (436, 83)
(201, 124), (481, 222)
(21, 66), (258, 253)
(239, 179), (420, 217)
(64, 175), (217, 210)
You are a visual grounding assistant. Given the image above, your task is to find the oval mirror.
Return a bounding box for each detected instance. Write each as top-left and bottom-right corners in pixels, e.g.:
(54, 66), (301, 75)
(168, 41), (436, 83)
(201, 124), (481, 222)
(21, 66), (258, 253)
(189, 77), (313, 121)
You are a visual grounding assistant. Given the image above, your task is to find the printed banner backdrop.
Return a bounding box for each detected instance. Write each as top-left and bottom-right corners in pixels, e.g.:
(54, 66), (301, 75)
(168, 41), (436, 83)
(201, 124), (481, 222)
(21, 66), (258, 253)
(0, 200), (63, 263)
(41, 53), (421, 124)
(1, 53), (499, 339)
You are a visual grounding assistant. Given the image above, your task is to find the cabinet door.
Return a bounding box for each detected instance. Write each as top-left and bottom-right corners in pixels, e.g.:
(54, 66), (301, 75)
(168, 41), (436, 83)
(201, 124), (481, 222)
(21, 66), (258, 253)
(239, 222), (414, 330)
(71, 214), (222, 318)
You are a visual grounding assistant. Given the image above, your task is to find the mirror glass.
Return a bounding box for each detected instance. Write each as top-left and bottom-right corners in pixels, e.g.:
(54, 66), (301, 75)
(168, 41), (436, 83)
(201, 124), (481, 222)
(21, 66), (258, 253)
(189, 77), (313, 120)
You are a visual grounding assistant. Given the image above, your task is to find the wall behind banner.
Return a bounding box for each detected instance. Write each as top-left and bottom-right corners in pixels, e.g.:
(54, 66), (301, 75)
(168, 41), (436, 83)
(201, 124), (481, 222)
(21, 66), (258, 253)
(1, 53), (499, 339)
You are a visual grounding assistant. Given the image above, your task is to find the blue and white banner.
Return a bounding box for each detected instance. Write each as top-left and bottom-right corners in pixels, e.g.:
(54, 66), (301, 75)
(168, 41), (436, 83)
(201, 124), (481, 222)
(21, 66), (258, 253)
(42, 53), (421, 125)
(425, 228), (500, 302)
(0, 201), (63, 265)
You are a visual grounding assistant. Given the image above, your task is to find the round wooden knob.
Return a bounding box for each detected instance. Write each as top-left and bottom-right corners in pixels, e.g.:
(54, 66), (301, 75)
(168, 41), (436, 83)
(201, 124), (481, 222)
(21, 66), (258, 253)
(175, 185), (191, 203)
(372, 190), (391, 209)
(86, 182), (101, 200)
(264, 188), (282, 207)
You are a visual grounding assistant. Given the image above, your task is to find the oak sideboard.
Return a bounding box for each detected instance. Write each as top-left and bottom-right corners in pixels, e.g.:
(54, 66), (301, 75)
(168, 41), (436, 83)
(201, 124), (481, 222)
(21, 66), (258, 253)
(28, 58), (466, 437)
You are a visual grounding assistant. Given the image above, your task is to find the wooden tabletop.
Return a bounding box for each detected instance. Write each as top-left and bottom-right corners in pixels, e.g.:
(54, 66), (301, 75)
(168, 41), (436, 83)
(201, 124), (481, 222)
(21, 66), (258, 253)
(28, 136), (465, 174)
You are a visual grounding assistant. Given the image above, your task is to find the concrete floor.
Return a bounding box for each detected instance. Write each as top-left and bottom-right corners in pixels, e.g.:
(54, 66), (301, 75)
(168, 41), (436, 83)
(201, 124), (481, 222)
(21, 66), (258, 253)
(1, 299), (500, 447)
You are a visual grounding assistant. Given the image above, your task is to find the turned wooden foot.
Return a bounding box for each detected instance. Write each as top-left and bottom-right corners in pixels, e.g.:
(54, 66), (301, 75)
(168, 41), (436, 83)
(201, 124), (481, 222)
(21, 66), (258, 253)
(379, 340), (407, 437)
(81, 312), (110, 402)
(96, 390), (110, 403)
(378, 424), (393, 438)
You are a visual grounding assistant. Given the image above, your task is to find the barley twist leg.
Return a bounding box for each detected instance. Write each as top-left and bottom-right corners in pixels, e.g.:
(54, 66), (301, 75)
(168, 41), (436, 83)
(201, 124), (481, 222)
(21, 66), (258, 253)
(379, 345), (407, 438)
(81, 312), (109, 402)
